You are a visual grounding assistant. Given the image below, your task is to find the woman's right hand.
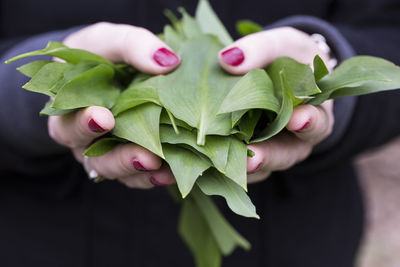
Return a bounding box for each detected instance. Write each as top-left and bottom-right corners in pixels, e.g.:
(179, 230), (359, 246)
(48, 22), (180, 189)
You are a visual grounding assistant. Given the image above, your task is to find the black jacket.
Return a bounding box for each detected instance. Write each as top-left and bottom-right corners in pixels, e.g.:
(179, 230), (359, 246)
(1, 0), (400, 266)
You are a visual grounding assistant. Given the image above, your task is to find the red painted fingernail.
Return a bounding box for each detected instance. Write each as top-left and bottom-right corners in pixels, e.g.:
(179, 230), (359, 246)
(295, 121), (310, 132)
(153, 48), (179, 67)
(149, 176), (168, 187)
(247, 162), (262, 174)
(88, 119), (105, 133)
(132, 160), (149, 172)
(221, 47), (245, 66)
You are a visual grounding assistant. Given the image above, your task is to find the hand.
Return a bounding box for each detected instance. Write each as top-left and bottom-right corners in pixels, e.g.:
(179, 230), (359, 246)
(48, 22), (180, 189)
(218, 27), (334, 183)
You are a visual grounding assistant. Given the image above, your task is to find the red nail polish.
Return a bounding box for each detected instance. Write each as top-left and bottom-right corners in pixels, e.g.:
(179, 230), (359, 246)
(132, 160), (148, 172)
(149, 176), (168, 187)
(295, 121), (310, 132)
(247, 162), (262, 174)
(153, 48), (179, 67)
(221, 47), (245, 66)
(88, 119), (105, 133)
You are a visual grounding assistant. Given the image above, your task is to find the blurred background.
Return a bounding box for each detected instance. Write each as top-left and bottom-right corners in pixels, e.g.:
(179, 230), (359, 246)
(356, 137), (400, 267)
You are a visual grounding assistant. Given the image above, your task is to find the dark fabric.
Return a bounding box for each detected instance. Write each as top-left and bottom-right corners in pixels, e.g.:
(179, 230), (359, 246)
(0, 0), (399, 267)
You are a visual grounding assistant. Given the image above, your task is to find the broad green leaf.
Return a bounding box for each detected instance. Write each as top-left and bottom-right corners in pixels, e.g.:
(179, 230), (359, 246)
(191, 186), (251, 255)
(17, 60), (51, 78)
(83, 137), (123, 157)
(313, 55), (329, 82)
(231, 110), (248, 127)
(5, 41), (112, 65)
(195, 0), (233, 46)
(52, 64), (120, 109)
(160, 125), (229, 173)
(113, 103), (164, 158)
(197, 169), (259, 218)
(179, 7), (203, 39)
(160, 110), (193, 131)
(218, 69), (280, 115)
(252, 70), (294, 143)
(158, 35), (241, 145)
(267, 57), (321, 106)
(163, 144), (211, 198)
(236, 20), (263, 36)
(22, 61), (73, 97)
(223, 137), (248, 190)
(236, 110), (262, 143)
(163, 24), (185, 51)
(179, 197), (222, 267)
(310, 56), (400, 105)
(40, 100), (74, 116)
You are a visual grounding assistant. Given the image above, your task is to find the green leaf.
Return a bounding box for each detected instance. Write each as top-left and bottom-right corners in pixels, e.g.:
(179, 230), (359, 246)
(83, 137), (123, 157)
(179, 7), (203, 39)
(218, 69), (280, 115)
(158, 35), (241, 145)
(179, 197), (222, 267)
(236, 20), (263, 36)
(252, 70), (294, 143)
(191, 186), (251, 255)
(195, 0), (233, 46)
(223, 137), (248, 190)
(236, 110), (262, 143)
(113, 103), (164, 158)
(313, 55), (329, 82)
(159, 110), (193, 131)
(5, 41), (112, 65)
(197, 169), (259, 218)
(163, 144), (211, 198)
(163, 24), (185, 51)
(310, 56), (400, 105)
(52, 63), (120, 109)
(17, 60), (51, 78)
(267, 57), (321, 106)
(40, 100), (75, 116)
(22, 61), (73, 97)
(159, 125), (230, 173)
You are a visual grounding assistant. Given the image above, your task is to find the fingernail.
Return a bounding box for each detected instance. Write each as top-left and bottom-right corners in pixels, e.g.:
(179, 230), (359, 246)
(153, 48), (179, 67)
(295, 121), (310, 132)
(221, 47), (245, 66)
(88, 119), (105, 133)
(149, 176), (168, 187)
(247, 162), (262, 174)
(132, 160), (149, 172)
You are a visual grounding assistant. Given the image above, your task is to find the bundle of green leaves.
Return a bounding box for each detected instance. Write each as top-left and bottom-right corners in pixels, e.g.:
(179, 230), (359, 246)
(5, 0), (400, 266)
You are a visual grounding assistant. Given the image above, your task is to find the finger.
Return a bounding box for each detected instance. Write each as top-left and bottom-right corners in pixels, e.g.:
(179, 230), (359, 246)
(218, 27), (329, 75)
(246, 132), (312, 183)
(286, 100), (334, 144)
(63, 22), (180, 74)
(86, 143), (162, 179)
(118, 173), (154, 190)
(48, 106), (114, 149)
(148, 163), (176, 186)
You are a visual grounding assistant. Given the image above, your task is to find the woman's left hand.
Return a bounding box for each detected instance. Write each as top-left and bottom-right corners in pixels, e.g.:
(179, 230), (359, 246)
(218, 27), (335, 183)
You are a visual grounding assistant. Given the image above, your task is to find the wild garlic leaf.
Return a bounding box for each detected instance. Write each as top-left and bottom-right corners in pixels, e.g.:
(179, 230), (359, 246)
(179, 197), (222, 267)
(179, 8), (203, 39)
(197, 169), (259, 219)
(163, 25), (185, 51)
(236, 110), (262, 143)
(17, 60), (51, 78)
(223, 137), (248, 190)
(310, 56), (400, 105)
(195, 0), (233, 46)
(217, 69), (280, 115)
(40, 100), (75, 116)
(251, 70), (294, 143)
(83, 137), (124, 157)
(160, 110), (193, 131)
(158, 35), (241, 145)
(267, 57), (321, 106)
(52, 64), (120, 109)
(236, 20), (263, 36)
(22, 61), (73, 97)
(191, 186), (251, 255)
(313, 55), (329, 82)
(5, 41), (112, 65)
(159, 125), (229, 173)
(113, 103), (164, 158)
(163, 143), (211, 198)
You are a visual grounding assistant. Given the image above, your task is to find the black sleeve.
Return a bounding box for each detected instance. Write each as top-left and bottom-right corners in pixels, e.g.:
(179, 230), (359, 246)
(0, 28), (81, 175)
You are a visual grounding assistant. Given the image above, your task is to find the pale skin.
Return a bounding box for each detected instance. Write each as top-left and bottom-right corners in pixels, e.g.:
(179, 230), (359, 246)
(48, 22), (334, 188)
